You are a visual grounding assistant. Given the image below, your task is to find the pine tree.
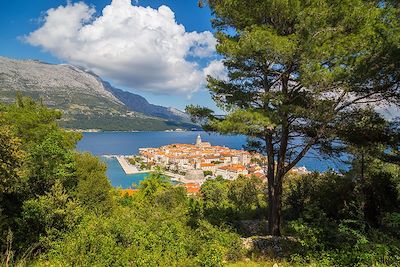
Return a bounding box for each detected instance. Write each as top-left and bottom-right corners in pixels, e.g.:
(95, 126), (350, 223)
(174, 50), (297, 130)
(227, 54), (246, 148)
(188, 0), (400, 235)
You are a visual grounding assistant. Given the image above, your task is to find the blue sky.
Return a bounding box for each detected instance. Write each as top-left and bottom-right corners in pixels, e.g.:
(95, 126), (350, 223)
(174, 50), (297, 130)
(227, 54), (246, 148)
(0, 0), (221, 111)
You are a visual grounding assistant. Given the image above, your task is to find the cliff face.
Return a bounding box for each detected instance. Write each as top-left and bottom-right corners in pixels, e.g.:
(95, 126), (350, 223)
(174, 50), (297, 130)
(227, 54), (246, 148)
(0, 57), (195, 131)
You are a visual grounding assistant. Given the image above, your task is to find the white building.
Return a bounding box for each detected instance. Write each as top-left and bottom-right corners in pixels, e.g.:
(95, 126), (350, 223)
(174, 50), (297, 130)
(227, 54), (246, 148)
(215, 164), (249, 180)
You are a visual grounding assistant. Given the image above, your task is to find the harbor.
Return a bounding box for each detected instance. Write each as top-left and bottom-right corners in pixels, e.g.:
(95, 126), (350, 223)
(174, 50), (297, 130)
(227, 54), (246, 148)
(110, 155), (202, 184)
(115, 156), (148, 174)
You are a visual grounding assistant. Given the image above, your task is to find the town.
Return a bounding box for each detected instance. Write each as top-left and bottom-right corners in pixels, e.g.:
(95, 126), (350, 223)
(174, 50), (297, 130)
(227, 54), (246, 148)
(135, 135), (308, 184)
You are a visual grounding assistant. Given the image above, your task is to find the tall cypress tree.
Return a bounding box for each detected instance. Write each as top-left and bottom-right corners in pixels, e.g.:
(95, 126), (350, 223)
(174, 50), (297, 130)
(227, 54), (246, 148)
(188, 0), (400, 235)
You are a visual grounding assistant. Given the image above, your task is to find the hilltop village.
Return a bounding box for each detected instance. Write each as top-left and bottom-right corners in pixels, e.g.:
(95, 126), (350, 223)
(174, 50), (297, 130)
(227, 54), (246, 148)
(138, 135), (308, 183)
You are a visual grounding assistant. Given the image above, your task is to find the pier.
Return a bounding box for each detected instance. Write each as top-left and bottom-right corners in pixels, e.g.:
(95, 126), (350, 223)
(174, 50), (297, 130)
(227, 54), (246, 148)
(115, 156), (148, 175)
(111, 155), (203, 184)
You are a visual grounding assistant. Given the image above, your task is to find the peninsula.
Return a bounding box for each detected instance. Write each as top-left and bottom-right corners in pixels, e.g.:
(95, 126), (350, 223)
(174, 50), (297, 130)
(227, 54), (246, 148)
(115, 135), (309, 185)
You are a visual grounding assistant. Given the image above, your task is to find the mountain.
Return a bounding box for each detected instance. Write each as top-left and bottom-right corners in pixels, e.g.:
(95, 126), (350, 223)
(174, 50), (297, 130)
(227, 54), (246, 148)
(104, 85), (191, 122)
(0, 57), (197, 131)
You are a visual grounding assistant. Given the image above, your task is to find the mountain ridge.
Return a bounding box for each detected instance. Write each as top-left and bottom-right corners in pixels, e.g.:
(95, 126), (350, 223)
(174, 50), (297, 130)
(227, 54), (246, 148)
(104, 84), (191, 122)
(0, 56), (196, 131)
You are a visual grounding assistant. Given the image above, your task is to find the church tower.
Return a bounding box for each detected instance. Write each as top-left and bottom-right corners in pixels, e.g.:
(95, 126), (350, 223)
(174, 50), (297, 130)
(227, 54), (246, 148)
(195, 134), (202, 146)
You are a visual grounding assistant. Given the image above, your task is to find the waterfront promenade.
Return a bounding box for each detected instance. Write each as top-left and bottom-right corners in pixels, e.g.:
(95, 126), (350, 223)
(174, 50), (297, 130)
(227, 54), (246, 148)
(115, 156), (147, 175)
(114, 156), (203, 184)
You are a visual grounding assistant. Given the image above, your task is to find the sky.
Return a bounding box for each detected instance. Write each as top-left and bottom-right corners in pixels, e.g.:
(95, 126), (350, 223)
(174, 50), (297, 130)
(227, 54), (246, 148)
(0, 0), (224, 111)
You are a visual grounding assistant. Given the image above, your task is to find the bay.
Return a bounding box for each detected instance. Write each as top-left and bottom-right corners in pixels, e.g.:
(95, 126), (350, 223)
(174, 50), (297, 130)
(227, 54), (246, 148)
(76, 131), (346, 188)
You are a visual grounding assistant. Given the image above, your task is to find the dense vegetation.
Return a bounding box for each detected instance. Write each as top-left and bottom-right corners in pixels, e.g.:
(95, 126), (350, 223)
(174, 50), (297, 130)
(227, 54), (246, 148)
(61, 113), (198, 132)
(1, 96), (400, 266)
(0, 97), (242, 266)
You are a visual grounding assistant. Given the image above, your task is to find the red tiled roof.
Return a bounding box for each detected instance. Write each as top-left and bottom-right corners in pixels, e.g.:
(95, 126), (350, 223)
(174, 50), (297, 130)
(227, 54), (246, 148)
(120, 189), (138, 196)
(218, 164), (247, 172)
(180, 183), (200, 194)
(200, 163), (216, 167)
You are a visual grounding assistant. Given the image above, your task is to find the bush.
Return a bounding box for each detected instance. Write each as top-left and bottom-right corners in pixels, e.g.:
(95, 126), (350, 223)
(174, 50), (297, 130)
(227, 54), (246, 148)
(38, 205), (243, 266)
(284, 172), (355, 221)
(200, 176), (266, 227)
(17, 182), (84, 250)
(287, 218), (400, 266)
(74, 153), (114, 215)
(203, 170), (213, 176)
(33, 174), (245, 266)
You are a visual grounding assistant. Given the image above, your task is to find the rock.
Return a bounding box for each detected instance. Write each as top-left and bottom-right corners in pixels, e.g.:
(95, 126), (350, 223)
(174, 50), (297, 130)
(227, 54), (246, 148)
(241, 235), (299, 258)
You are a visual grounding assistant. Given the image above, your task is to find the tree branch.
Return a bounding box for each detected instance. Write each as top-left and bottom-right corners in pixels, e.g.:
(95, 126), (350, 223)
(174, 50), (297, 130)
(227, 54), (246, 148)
(284, 138), (317, 173)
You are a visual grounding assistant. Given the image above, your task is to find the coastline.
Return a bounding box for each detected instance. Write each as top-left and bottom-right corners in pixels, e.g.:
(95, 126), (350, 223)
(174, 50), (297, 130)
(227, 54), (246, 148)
(114, 155), (202, 184)
(78, 132), (343, 174)
(68, 129), (201, 133)
(115, 156), (148, 175)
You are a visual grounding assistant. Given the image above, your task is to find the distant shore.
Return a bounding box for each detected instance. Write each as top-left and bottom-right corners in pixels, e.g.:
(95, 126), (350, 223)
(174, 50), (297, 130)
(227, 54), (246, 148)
(68, 129), (201, 133)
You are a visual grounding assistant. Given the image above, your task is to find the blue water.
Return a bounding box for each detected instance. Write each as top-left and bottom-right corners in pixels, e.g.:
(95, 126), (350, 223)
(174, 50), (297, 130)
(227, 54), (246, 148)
(76, 131), (249, 188)
(76, 131), (348, 188)
(77, 131), (247, 155)
(103, 157), (149, 188)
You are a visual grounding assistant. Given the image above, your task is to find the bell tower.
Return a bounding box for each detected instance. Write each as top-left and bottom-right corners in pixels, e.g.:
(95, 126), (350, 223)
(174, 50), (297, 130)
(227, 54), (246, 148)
(195, 134), (202, 146)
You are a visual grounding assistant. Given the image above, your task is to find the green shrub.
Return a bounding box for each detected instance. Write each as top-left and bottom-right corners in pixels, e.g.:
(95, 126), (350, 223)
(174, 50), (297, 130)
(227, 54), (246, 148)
(38, 211), (243, 266)
(74, 153), (114, 215)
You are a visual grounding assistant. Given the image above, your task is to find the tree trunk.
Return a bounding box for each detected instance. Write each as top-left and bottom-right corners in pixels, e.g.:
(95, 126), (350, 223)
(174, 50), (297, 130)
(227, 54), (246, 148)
(269, 187), (282, 236)
(267, 175), (274, 234)
(265, 132), (284, 236)
(266, 134), (278, 235)
(268, 75), (288, 236)
(268, 173), (283, 236)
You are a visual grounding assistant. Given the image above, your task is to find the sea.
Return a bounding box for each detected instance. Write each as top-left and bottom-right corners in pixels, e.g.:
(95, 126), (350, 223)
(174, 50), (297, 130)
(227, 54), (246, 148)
(76, 131), (348, 188)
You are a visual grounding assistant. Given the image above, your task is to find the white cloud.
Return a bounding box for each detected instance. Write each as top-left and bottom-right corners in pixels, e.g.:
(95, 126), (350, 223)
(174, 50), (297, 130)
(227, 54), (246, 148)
(26, 0), (218, 95)
(203, 60), (227, 81)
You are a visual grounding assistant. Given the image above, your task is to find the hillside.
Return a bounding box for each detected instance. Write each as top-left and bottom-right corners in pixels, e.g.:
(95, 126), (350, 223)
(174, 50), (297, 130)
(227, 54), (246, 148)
(103, 82), (192, 123)
(0, 57), (196, 131)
